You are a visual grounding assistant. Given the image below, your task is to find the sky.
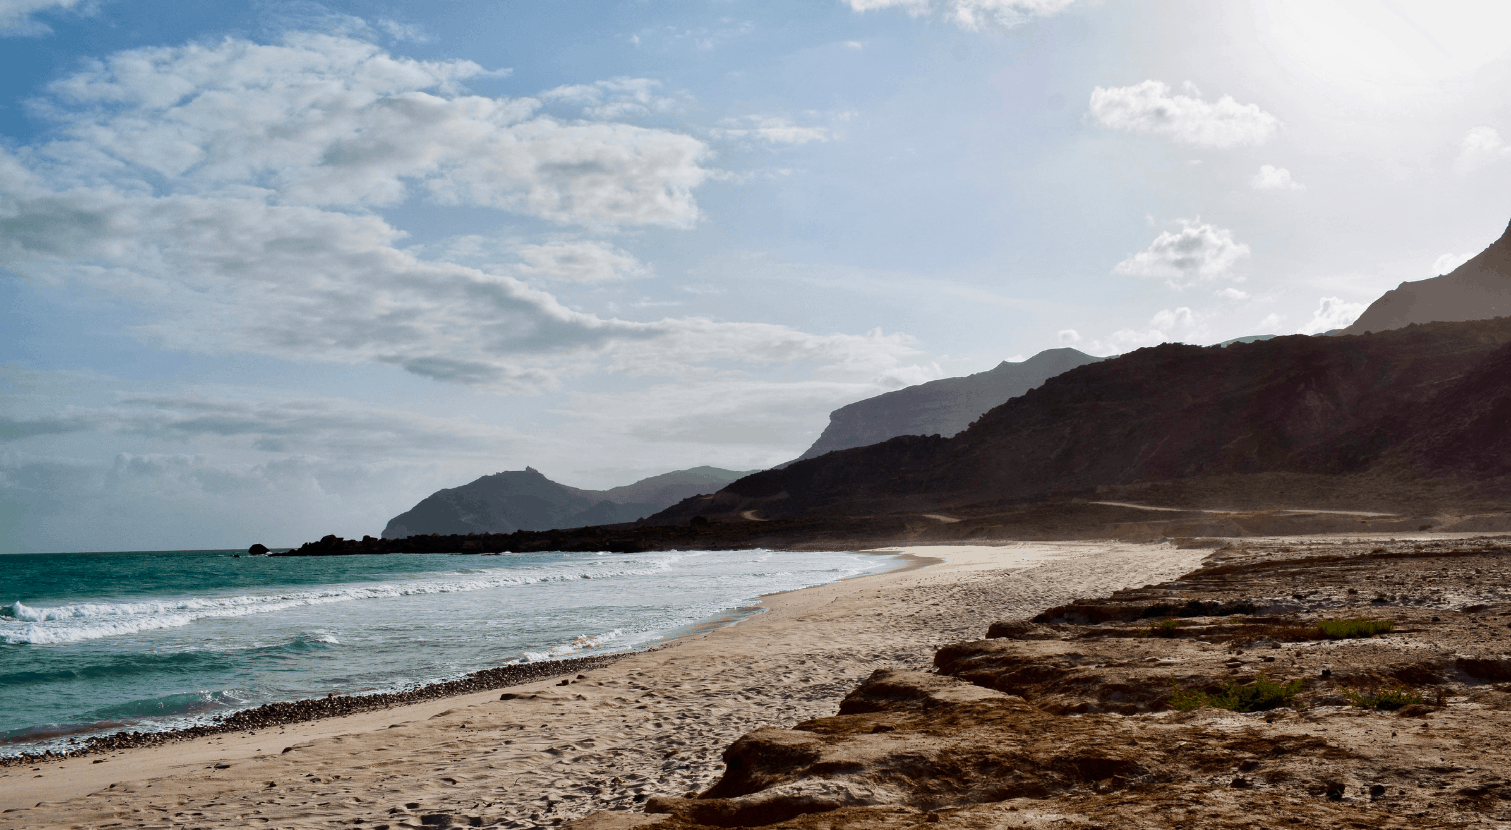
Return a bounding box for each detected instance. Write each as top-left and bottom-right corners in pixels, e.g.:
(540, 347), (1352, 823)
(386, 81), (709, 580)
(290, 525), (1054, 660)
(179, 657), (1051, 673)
(3, 0), (1510, 552)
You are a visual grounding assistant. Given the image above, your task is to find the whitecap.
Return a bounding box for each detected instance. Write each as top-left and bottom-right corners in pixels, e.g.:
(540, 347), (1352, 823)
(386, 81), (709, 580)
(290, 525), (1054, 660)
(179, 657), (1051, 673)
(0, 554), (688, 645)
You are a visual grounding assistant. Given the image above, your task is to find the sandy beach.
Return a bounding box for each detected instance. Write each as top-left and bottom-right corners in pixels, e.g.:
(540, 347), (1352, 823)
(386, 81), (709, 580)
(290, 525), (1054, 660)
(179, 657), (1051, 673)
(0, 542), (1208, 830)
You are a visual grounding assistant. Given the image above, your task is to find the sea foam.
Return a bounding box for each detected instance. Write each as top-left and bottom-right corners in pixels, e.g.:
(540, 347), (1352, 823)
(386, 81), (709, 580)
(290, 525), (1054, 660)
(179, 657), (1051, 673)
(1, 554), (684, 645)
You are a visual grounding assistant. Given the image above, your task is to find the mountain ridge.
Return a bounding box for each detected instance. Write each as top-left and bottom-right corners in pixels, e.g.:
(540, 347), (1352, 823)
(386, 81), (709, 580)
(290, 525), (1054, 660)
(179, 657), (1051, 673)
(1345, 217), (1511, 334)
(788, 347), (1102, 464)
(642, 316), (1511, 526)
(380, 465), (756, 539)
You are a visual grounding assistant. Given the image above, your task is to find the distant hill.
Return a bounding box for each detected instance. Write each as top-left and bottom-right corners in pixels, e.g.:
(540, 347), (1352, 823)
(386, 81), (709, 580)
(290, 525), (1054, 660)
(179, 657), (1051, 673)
(788, 348), (1102, 465)
(381, 466), (756, 539)
(1345, 217), (1511, 334)
(644, 317), (1511, 526)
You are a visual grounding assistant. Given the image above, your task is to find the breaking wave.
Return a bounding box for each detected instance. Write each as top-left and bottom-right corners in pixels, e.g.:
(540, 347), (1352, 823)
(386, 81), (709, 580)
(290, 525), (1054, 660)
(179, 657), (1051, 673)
(1, 554), (685, 645)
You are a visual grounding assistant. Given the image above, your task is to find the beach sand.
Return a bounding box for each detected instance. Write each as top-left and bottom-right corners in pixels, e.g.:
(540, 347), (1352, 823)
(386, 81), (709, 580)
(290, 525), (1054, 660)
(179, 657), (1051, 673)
(0, 542), (1208, 830)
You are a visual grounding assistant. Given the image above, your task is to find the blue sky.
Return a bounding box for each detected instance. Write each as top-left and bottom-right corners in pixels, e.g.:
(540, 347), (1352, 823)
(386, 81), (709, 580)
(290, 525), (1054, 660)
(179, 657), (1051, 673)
(3, 0), (1510, 552)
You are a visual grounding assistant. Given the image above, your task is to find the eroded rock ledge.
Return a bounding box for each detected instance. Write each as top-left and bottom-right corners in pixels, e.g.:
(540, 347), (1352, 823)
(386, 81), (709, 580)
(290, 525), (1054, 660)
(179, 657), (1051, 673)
(610, 537), (1511, 829)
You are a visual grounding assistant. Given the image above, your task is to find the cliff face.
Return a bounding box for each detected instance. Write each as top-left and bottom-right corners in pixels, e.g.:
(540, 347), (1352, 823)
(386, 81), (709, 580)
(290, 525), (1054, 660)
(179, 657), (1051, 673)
(790, 348), (1101, 463)
(644, 317), (1511, 525)
(1345, 218), (1511, 334)
(381, 466), (755, 539)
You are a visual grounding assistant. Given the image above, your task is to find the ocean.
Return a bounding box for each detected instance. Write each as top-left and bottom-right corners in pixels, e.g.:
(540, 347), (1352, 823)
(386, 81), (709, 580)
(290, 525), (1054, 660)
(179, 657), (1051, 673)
(0, 547), (899, 756)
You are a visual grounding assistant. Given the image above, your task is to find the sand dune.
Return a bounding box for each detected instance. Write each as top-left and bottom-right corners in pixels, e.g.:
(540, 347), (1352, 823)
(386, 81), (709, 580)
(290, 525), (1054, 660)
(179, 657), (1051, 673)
(0, 542), (1207, 829)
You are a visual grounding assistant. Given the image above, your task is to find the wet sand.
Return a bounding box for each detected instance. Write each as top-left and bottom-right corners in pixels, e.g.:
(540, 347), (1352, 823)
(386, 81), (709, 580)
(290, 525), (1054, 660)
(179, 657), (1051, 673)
(0, 542), (1208, 830)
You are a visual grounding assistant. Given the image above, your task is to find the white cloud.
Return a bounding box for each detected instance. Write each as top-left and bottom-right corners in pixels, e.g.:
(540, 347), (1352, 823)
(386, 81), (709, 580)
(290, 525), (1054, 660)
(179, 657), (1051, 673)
(0, 0), (85, 35)
(1453, 126), (1511, 174)
(873, 361), (944, 388)
(40, 34), (708, 227)
(1057, 328), (1081, 344)
(1084, 307), (1203, 356)
(1257, 313), (1282, 332)
(1298, 297), (1366, 335)
(0, 33), (923, 393)
(1217, 287), (1250, 301)
(1112, 219), (1251, 286)
(845, 0), (1075, 30)
(847, 0), (930, 12)
(375, 18), (431, 43)
(1251, 164), (1304, 190)
(1, 392), (522, 457)
(1149, 306), (1194, 331)
(0, 174), (922, 390)
(1432, 251), (1474, 275)
(539, 77), (683, 121)
(1089, 80), (1279, 148)
(712, 116), (832, 145)
(517, 241), (647, 282)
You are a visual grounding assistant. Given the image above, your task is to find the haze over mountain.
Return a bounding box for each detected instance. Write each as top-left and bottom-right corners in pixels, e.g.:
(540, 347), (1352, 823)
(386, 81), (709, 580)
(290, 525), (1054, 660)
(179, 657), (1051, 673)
(1345, 219), (1511, 334)
(381, 466), (755, 539)
(647, 317), (1511, 527)
(789, 348), (1102, 464)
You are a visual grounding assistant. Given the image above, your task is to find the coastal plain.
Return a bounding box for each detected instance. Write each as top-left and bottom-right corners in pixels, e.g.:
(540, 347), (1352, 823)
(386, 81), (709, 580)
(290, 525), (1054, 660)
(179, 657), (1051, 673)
(1, 542), (1209, 830)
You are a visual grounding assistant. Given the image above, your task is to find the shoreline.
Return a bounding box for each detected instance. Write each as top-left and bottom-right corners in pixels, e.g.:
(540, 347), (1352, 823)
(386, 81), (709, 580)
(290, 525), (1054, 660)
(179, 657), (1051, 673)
(0, 548), (912, 767)
(0, 651), (635, 768)
(0, 541), (1208, 827)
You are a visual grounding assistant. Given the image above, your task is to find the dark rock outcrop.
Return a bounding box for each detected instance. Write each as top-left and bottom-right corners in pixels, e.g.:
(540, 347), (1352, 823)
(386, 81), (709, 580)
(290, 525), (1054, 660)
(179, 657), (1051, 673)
(1345, 217), (1511, 334)
(637, 538), (1511, 830)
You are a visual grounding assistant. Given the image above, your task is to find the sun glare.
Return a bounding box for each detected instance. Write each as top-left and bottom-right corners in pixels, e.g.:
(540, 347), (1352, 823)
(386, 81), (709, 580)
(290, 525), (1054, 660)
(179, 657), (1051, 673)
(1259, 0), (1511, 90)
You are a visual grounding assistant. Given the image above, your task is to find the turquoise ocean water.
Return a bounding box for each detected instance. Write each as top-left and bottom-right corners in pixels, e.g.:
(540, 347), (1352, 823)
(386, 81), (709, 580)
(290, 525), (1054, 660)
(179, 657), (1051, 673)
(0, 548), (898, 756)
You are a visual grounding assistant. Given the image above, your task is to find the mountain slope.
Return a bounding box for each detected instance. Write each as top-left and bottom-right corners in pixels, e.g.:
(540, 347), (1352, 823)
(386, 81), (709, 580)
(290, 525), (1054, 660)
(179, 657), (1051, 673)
(790, 348), (1101, 464)
(645, 317), (1511, 525)
(1345, 218), (1511, 334)
(381, 466), (755, 539)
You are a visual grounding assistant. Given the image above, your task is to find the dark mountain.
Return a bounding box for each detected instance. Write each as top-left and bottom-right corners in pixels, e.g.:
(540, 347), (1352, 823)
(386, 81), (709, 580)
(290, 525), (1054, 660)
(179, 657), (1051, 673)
(645, 317), (1511, 526)
(1345, 218), (1511, 334)
(381, 466), (755, 539)
(596, 466), (757, 507)
(788, 348), (1101, 464)
(1215, 334), (1278, 346)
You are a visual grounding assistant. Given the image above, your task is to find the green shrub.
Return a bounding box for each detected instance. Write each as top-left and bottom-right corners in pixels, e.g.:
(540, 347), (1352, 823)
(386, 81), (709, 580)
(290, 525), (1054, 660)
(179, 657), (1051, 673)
(1317, 618), (1394, 639)
(1144, 617), (1180, 638)
(1170, 673), (1305, 713)
(1345, 686), (1423, 711)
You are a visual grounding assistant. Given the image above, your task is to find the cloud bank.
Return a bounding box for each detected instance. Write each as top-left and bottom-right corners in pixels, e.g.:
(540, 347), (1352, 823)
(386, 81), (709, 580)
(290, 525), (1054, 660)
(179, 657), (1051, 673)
(0, 32), (927, 394)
